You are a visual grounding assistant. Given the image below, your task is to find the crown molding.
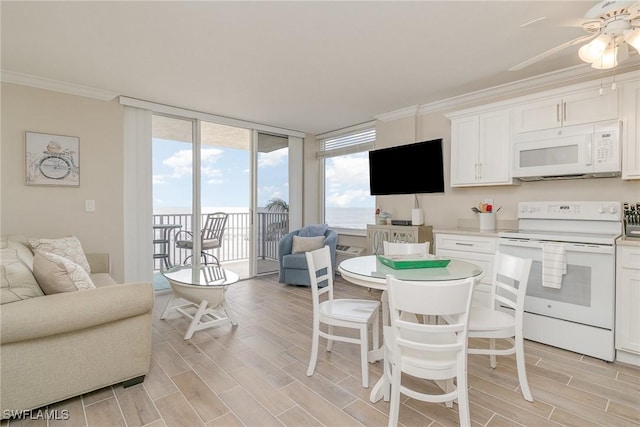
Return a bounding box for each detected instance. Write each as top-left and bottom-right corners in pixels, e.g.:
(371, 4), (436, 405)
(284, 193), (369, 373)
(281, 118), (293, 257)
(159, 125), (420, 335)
(376, 58), (640, 121)
(375, 105), (419, 122)
(0, 70), (118, 101)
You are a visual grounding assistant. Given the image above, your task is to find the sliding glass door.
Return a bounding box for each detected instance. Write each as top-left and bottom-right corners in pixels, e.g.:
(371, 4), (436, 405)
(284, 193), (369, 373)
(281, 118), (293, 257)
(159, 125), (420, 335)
(151, 114), (299, 281)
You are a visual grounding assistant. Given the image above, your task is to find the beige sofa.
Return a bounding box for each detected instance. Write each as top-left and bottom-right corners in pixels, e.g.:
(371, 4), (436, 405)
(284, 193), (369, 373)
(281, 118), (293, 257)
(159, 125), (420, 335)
(0, 236), (154, 416)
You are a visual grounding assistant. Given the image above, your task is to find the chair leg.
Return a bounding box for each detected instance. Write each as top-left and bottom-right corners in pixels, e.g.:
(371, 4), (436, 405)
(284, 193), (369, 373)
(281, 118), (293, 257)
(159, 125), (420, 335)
(360, 324), (369, 388)
(388, 361), (402, 427)
(515, 334), (534, 402)
(457, 368), (471, 427)
(445, 379), (454, 408)
(307, 320), (320, 377)
(372, 311), (380, 361)
(489, 338), (497, 368)
(327, 326), (334, 351)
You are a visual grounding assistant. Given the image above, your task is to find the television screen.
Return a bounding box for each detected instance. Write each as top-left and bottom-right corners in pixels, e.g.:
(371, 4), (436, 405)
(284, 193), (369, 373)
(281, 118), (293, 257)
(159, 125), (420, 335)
(368, 139), (445, 195)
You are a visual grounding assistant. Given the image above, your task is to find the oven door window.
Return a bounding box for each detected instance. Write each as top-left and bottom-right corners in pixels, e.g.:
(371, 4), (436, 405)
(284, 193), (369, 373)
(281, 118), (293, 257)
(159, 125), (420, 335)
(498, 241), (614, 329)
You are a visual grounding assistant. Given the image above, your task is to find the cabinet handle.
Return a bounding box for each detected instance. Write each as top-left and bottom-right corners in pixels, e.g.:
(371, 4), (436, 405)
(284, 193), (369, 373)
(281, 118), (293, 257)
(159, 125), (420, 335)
(478, 163), (482, 179)
(557, 104), (560, 123)
(475, 163), (478, 180)
(455, 242), (474, 247)
(563, 102), (567, 121)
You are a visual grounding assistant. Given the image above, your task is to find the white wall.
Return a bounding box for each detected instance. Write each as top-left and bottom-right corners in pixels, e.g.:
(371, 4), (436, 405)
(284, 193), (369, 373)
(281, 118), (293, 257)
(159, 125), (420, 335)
(1, 83), (126, 281)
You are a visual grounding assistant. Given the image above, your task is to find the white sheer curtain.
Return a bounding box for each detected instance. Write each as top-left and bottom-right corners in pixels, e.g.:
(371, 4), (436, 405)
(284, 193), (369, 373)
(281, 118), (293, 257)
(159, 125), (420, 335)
(122, 105), (153, 282)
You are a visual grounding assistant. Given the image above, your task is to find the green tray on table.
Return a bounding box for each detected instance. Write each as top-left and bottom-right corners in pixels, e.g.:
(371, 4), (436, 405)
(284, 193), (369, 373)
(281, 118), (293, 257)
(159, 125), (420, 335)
(377, 254), (451, 269)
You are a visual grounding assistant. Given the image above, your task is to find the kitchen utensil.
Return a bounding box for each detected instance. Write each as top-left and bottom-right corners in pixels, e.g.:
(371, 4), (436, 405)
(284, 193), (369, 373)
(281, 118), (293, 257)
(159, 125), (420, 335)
(471, 207), (481, 213)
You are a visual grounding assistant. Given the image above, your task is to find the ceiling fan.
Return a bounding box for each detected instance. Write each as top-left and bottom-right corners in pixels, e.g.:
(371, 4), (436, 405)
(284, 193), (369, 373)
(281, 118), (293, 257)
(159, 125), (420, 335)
(510, 0), (640, 71)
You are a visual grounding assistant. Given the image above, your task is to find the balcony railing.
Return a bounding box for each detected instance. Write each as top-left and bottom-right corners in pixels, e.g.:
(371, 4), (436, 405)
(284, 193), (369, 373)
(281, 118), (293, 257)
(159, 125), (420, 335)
(152, 212), (288, 270)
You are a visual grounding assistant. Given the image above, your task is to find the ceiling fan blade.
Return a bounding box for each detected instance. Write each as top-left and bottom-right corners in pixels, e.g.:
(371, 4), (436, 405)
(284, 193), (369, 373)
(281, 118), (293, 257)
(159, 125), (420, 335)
(508, 34), (597, 71)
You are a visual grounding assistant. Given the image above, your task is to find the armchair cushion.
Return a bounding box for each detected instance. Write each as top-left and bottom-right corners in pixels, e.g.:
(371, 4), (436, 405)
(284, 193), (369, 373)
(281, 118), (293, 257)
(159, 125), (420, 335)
(282, 253), (308, 270)
(292, 235), (325, 253)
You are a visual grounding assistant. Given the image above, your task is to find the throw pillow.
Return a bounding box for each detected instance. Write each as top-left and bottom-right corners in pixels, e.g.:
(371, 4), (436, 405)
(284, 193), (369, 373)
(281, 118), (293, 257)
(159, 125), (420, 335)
(33, 251), (95, 294)
(291, 235), (325, 253)
(298, 224), (329, 237)
(28, 235), (91, 273)
(1, 248), (45, 304)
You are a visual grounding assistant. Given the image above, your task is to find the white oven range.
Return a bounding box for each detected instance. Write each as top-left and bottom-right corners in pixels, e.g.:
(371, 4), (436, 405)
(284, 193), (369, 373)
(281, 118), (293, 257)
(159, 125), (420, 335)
(499, 201), (622, 361)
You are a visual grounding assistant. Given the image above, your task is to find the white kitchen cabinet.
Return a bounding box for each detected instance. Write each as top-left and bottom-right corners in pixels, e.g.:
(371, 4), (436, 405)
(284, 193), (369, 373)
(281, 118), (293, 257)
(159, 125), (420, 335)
(621, 80), (640, 180)
(435, 232), (497, 304)
(450, 109), (513, 187)
(615, 243), (640, 366)
(366, 224), (432, 255)
(512, 87), (618, 133)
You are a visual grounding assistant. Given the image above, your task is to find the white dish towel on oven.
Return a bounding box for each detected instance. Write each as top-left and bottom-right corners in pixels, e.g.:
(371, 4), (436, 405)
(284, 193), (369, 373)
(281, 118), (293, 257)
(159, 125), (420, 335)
(542, 242), (566, 289)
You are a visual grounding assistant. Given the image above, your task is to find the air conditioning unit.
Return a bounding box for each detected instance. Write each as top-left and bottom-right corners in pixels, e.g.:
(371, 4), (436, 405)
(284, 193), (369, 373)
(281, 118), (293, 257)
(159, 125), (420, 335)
(336, 244), (365, 273)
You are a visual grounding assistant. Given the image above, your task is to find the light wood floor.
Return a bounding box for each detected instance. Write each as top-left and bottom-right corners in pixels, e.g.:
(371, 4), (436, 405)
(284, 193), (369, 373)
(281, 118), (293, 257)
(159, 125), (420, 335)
(5, 275), (640, 427)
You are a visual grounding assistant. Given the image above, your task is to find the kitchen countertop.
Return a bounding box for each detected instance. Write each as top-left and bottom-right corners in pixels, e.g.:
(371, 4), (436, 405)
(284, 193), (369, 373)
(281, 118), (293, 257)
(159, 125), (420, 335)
(617, 236), (640, 247)
(433, 218), (518, 238)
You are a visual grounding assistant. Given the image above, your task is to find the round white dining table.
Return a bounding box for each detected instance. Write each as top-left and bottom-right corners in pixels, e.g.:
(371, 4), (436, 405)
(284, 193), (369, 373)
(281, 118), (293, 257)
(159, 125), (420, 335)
(338, 255), (483, 290)
(338, 254), (484, 402)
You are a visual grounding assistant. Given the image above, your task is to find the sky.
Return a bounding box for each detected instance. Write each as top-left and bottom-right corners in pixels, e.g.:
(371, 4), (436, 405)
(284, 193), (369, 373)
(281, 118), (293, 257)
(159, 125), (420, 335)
(152, 138), (375, 215)
(153, 138), (289, 211)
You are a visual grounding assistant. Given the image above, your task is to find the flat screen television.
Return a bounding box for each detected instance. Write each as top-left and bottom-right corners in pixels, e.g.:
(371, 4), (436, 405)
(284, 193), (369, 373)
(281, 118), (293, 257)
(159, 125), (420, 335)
(368, 138), (445, 195)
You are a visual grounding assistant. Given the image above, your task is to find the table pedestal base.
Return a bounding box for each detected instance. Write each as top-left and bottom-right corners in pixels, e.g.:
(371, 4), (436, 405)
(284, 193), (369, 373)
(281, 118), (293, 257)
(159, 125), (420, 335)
(161, 295), (238, 339)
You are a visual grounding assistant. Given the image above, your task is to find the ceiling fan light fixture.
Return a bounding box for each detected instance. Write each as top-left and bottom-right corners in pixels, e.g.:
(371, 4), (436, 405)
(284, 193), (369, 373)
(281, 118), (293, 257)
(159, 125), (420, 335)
(624, 28), (640, 52)
(591, 44), (620, 69)
(578, 34), (611, 63)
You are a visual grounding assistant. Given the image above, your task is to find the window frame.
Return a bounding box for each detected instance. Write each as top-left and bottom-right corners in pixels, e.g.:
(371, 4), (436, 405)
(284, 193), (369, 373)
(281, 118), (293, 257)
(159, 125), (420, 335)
(317, 123), (376, 234)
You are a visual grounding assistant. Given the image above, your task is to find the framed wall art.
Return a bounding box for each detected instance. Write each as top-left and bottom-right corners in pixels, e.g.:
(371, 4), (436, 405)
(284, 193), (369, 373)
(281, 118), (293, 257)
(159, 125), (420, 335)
(25, 131), (80, 187)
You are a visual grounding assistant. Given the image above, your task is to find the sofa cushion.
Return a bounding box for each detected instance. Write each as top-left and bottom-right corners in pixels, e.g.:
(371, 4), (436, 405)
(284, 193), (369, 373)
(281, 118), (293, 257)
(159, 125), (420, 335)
(291, 235), (325, 253)
(0, 249), (44, 304)
(282, 252), (309, 270)
(33, 251), (95, 294)
(28, 235), (91, 273)
(2, 236), (36, 271)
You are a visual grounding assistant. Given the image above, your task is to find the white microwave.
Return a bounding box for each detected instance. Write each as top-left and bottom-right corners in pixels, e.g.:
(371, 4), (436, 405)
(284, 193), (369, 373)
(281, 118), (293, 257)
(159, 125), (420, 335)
(512, 120), (621, 181)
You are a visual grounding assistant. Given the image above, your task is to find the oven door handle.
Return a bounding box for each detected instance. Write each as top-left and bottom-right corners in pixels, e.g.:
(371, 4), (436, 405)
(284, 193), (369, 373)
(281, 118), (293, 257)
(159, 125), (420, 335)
(499, 238), (614, 254)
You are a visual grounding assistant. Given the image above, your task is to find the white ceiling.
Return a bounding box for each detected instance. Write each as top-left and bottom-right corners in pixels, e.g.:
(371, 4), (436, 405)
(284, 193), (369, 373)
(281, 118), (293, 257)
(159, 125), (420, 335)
(2, 1), (634, 135)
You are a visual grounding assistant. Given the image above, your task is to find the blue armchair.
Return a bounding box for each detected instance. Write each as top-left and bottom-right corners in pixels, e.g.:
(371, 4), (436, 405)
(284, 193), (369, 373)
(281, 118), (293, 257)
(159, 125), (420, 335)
(278, 227), (338, 286)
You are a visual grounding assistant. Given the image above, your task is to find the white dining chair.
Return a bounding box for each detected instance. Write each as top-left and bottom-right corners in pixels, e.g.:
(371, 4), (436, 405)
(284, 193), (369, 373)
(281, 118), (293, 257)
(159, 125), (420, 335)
(305, 245), (380, 388)
(383, 241), (430, 255)
(384, 275), (475, 427)
(467, 252), (534, 402)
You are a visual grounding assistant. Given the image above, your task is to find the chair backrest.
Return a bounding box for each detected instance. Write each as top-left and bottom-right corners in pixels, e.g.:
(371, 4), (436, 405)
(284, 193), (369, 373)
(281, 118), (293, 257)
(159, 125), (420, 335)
(489, 253), (532, 322)
(305, 245), (334, 308)
(386, 275), (475, 367)
(202, 212), (228, 242)
(383, 241), (430, 256)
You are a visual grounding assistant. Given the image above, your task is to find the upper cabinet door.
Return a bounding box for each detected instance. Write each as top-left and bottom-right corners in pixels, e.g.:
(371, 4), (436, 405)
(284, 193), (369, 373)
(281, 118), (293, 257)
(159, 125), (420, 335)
(478, 109), (511, 185)
(512, 87), (618, 133)
(512, 98), (562, 133)
(450, 115), (480, 186)
(563, 88), (618, 127)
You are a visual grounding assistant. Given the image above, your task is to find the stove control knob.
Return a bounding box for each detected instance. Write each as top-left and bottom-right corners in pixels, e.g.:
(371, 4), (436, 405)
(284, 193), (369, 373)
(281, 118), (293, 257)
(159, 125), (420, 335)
(599, 207), (606, 214)
(609, 206), (617, 214)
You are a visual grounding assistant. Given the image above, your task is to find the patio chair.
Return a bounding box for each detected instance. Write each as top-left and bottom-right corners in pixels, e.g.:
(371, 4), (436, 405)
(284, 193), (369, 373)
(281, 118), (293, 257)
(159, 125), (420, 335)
(175, 212), (228, 265)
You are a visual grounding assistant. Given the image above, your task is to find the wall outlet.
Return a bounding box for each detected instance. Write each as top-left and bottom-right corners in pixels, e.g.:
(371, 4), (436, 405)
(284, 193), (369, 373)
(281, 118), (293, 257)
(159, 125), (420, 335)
(85, 200), (96, 212)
